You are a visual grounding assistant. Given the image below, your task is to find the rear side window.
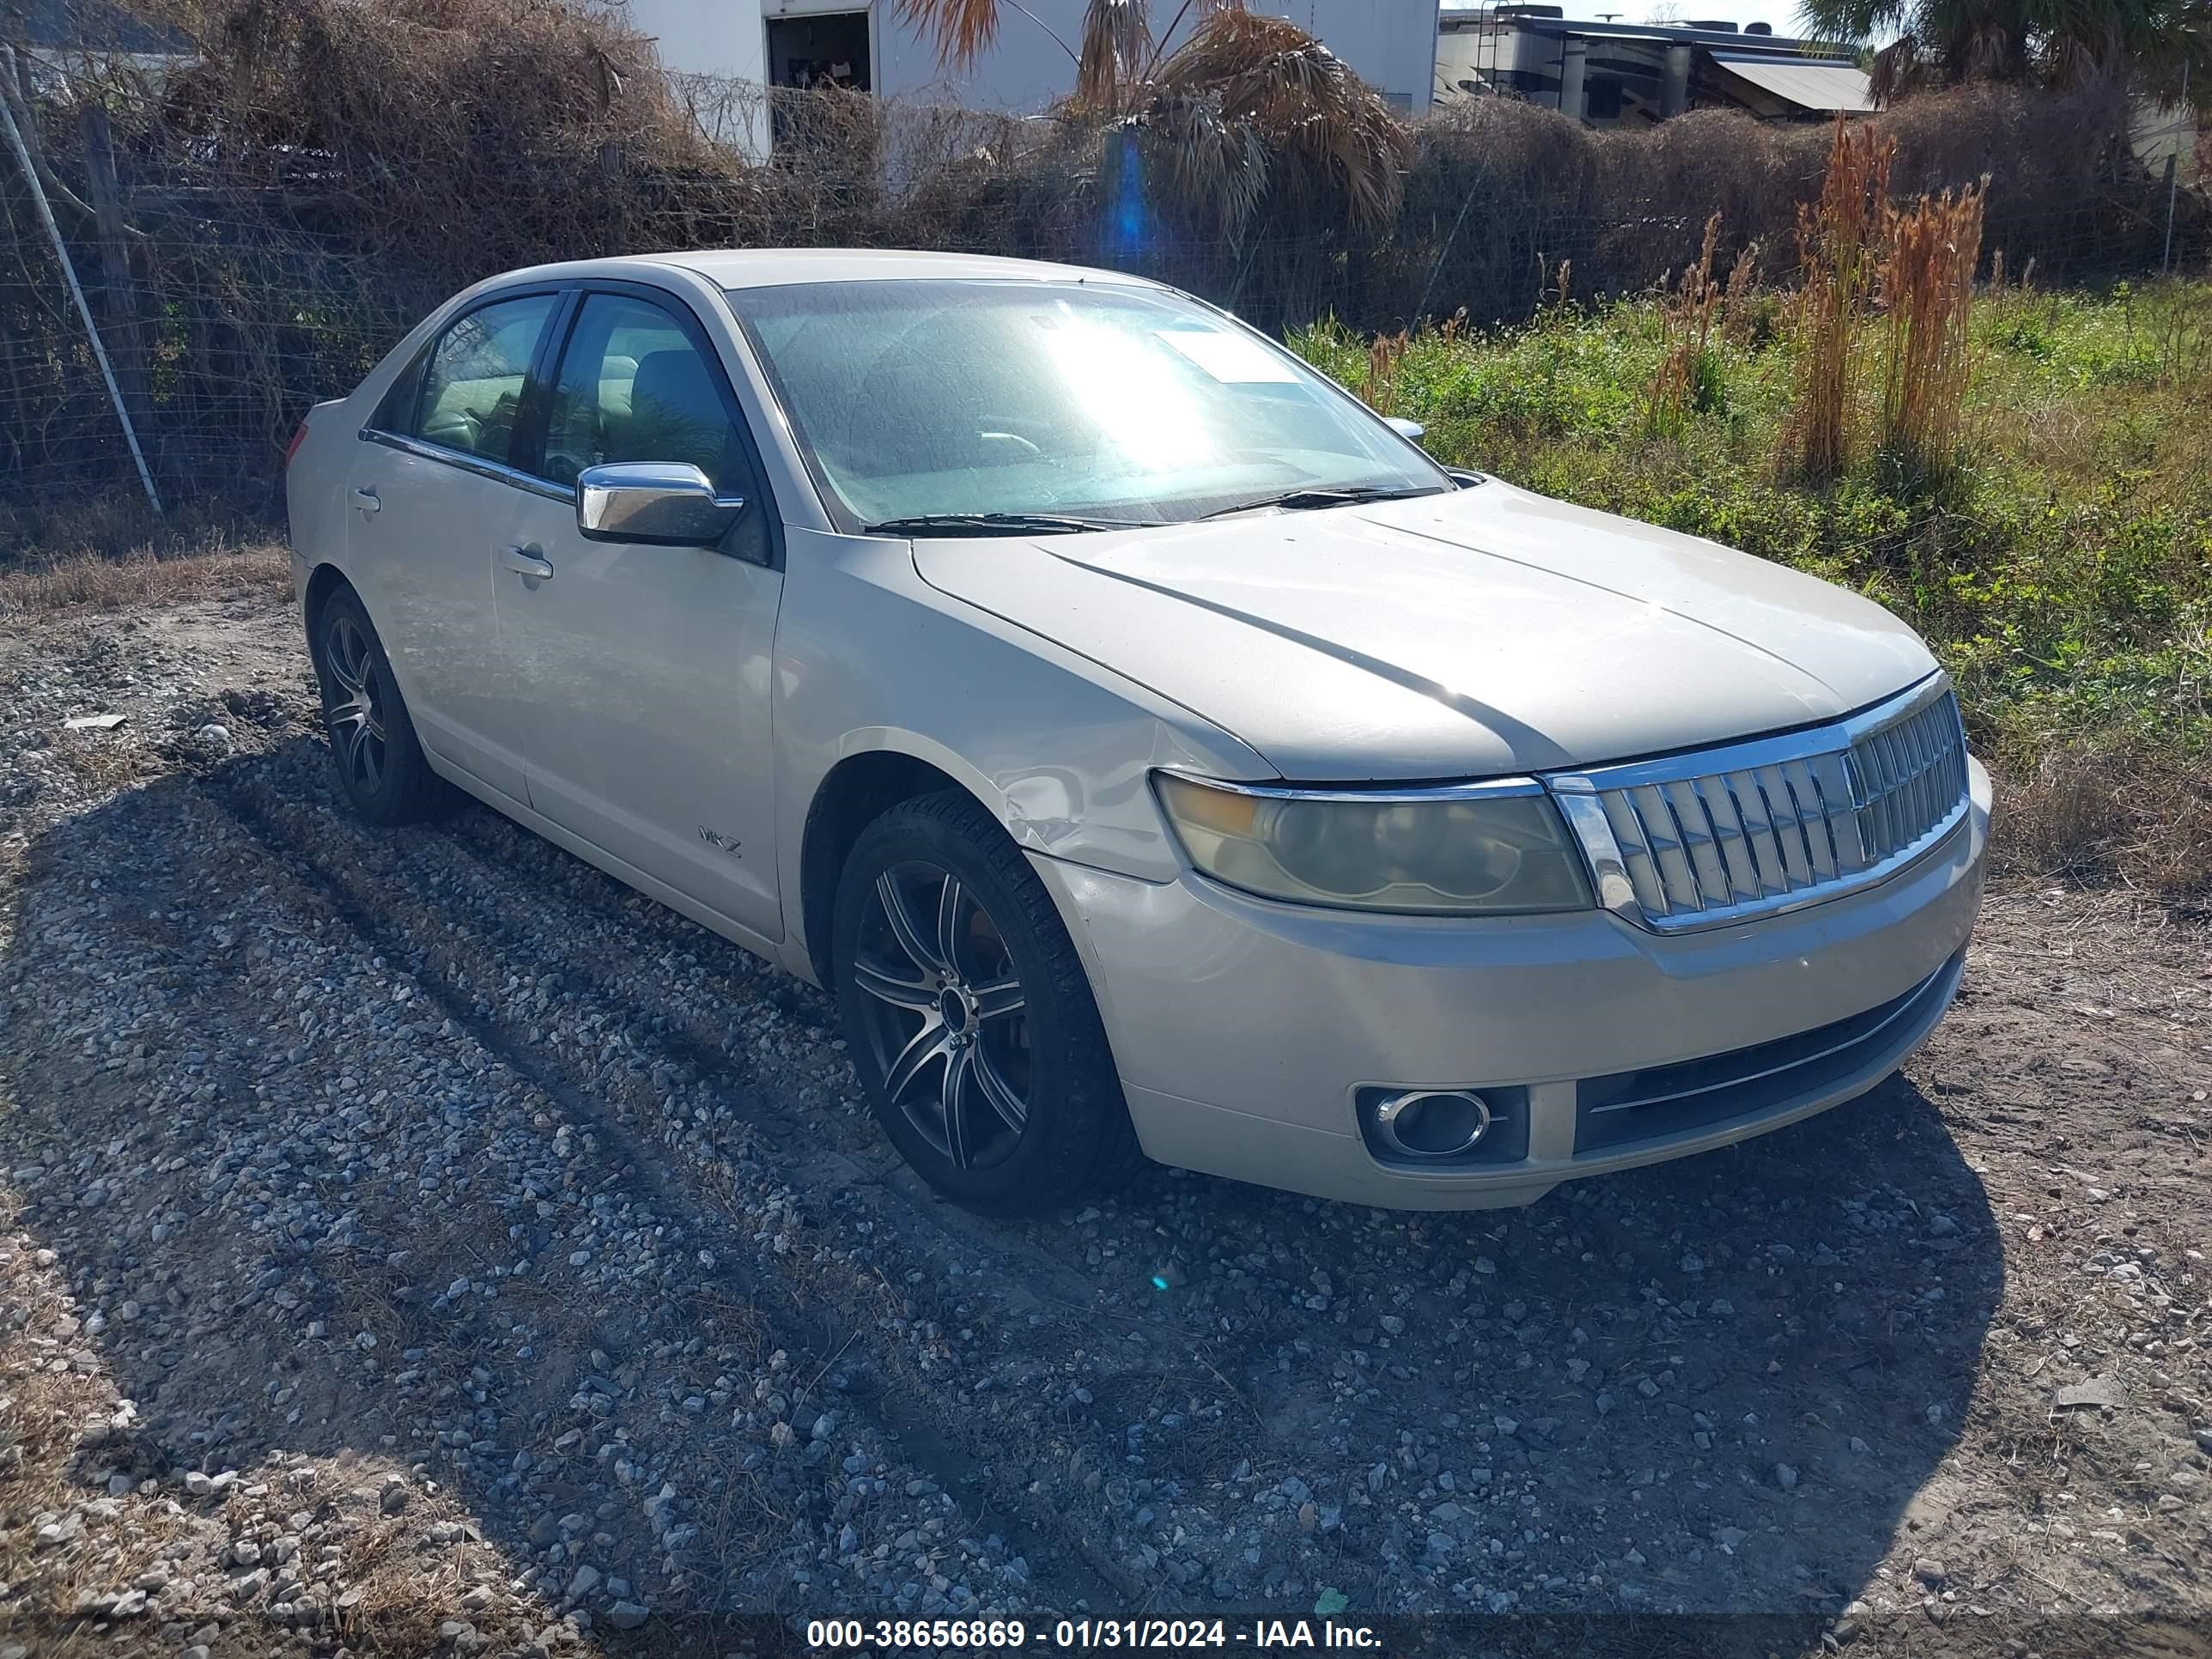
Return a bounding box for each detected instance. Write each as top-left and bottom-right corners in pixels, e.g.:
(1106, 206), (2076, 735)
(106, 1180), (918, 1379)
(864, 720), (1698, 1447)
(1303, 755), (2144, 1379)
(409, 294), (558, 465)
(540, 294), (749, 495)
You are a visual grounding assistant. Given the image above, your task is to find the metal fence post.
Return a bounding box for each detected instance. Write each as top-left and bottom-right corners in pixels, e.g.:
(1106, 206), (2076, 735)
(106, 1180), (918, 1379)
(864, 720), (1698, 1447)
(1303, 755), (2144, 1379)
(78, 103), (151, 442)
(0, 47), (163, 515)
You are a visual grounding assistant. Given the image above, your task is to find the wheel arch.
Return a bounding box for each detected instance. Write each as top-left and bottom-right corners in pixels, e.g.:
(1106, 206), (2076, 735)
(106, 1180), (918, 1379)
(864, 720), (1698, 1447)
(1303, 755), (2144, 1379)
(301, 562), (355, 666)
(798, 749), (981, 987)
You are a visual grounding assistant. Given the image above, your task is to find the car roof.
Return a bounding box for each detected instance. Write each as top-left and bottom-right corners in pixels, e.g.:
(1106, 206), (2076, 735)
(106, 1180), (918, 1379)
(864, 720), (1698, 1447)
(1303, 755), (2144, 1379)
(640, 247), (1161, 291)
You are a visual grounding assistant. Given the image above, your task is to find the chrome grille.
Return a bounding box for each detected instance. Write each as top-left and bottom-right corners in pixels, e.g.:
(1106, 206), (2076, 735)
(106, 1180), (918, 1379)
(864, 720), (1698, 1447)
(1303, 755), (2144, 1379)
(1548, 678), (1971, 933)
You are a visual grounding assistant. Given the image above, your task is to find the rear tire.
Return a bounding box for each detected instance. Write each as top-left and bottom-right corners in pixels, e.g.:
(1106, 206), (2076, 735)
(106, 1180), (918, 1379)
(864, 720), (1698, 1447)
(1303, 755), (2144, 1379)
(310, 586), (459, 826)
(832, 791), (1140, 1216)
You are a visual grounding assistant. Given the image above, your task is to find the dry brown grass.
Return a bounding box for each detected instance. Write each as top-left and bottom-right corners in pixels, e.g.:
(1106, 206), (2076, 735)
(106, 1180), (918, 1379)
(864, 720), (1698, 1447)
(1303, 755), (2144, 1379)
(0, 542), (289, 620)
(1720, 236), (1764, 347)
(1360, 327), (1411, 416)
(1879, 180), (1987, 484)
(1990, 743), (2212, 899)
(1786, 120), (1896, 483)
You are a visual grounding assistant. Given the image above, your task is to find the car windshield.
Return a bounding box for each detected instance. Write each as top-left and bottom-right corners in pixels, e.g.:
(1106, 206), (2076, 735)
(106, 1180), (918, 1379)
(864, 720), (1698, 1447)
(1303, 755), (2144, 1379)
(726, 278), (1449, 530)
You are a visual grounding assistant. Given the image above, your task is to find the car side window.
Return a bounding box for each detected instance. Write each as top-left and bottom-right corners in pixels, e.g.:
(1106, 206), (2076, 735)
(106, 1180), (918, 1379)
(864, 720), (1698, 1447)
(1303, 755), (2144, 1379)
(540, 295), (750, 498)
(408, 293), (558, 465)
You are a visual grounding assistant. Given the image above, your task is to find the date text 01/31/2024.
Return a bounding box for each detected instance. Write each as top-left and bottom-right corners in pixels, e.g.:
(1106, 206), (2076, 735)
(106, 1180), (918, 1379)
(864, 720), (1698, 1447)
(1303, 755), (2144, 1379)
(805, 1618), (1384, 1650)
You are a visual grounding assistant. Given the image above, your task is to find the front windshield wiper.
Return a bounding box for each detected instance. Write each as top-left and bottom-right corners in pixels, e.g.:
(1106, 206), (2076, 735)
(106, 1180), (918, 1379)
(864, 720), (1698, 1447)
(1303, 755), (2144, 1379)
(1197, 483), (1449, 520)
(861, 512), (1163, 537)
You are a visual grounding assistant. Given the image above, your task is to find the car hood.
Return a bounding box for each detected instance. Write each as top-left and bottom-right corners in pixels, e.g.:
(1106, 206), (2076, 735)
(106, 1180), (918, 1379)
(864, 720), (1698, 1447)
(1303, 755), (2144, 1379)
(910, 479), (1938, 781)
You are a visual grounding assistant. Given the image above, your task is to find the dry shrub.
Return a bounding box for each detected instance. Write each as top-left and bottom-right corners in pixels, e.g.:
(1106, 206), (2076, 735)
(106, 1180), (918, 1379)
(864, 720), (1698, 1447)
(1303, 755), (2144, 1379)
(1647, 211), (1723, 441)
(1385, 78), (2163, 331)
(1878, 180), (1987, 483)
(1992, 744), (2212, 895)
(144, 0), (741, 275)
(1785, 120), (1895, 483)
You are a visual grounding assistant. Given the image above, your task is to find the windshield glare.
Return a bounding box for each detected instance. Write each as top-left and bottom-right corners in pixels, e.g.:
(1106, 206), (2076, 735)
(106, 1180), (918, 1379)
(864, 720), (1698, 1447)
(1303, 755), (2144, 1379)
(726, 279), (1448, 529)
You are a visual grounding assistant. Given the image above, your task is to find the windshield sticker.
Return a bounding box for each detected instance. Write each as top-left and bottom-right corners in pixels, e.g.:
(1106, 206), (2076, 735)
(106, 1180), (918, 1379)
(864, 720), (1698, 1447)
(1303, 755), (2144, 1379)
(1155, 329), (1300, 384)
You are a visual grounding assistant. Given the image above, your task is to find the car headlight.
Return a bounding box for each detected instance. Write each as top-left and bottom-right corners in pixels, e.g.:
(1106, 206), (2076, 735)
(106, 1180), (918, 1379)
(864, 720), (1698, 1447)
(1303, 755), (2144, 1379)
(1152, 773), (1595, 915)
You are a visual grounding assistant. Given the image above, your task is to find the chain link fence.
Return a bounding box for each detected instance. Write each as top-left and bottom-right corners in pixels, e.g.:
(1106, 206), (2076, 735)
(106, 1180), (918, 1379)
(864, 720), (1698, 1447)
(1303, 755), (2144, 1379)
(2, 26), (2203, 544)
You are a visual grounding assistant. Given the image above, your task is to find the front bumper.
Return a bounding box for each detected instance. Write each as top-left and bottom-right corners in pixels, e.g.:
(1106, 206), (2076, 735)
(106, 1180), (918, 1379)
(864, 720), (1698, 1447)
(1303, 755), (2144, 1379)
(1035, 758), (1990, 1210)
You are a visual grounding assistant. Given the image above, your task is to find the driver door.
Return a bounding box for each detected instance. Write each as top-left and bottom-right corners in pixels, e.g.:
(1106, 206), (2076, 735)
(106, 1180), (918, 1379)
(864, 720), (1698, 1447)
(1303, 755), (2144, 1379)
(489, 286), (786, 944)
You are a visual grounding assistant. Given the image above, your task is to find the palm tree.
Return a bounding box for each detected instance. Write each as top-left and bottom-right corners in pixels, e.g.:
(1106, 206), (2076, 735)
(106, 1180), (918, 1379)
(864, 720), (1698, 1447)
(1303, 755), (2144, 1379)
(1799, 0), (2209, 106)
(892, 0), (1411, 236)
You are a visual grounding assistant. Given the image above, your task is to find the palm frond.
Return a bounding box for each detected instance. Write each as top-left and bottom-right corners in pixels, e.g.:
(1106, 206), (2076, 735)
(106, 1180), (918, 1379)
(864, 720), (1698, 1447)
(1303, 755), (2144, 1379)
(1075, 0), (1153, 112)
(896, 0), (1003, 69)
(1145, 6), (1411, 234)
(1133, 94), (1271, 236)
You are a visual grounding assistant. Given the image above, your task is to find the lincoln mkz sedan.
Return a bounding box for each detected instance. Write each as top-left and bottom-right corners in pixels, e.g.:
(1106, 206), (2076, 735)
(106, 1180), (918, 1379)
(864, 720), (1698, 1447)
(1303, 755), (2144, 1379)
(284, 251), (1989, 1216)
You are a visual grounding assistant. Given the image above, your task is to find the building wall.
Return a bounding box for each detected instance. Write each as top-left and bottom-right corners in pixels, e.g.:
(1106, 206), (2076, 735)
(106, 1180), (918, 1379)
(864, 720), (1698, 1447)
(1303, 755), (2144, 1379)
(614, 0), (769, 85)
(616, 0), (1435, 132)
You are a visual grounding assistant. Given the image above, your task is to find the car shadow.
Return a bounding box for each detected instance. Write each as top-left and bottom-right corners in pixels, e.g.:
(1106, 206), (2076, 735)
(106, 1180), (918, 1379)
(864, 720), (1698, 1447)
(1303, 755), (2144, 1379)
(1094, 1058), (2002, 1620)
(0, 741), (2002, 1643)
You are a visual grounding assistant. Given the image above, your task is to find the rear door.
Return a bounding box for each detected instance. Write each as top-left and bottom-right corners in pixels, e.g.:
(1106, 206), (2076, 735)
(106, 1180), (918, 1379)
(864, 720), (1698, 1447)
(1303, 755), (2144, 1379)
(344, 287), (566, 804)
(489, 283), (787, 942)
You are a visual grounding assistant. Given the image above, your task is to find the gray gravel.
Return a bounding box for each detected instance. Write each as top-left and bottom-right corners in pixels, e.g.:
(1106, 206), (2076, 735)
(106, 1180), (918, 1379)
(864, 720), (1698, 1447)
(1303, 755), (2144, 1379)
(2, 584), (2207, 1653)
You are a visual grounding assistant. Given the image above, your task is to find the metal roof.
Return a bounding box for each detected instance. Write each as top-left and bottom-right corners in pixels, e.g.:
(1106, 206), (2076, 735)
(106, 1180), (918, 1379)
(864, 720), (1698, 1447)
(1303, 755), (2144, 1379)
(1438, 12), (1842, 54)
(1708, 53), (1875, 112)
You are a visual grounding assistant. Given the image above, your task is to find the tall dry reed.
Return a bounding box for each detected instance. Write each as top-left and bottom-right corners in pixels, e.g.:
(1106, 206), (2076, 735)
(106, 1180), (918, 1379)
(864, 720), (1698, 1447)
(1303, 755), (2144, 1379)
(1646, 212), (1723, 441)
(1877, 180), (1987, 483)
(1784, 119), (1895, 483)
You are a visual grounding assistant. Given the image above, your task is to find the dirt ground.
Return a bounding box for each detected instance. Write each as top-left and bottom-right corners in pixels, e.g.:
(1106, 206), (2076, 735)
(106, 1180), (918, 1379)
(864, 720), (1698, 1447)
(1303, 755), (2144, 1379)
(0, 564), (2206, 1657)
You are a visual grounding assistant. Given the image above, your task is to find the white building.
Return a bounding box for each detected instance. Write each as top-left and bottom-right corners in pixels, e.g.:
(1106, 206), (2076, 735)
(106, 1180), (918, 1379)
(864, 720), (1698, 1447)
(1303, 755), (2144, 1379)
(611, 0), (1437, 152)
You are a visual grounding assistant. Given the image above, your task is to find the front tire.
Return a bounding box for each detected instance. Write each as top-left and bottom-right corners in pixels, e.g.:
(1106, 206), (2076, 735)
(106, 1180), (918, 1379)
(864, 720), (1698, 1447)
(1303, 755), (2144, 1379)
(310, 586), (457, 826)
(832, 792), (1139, 1215)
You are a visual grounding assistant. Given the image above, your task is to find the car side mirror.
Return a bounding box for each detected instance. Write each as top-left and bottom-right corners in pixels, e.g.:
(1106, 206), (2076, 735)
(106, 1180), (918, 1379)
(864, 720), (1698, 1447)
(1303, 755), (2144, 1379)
(576, 462), (745, 547)
(1385, 416), (1426, 443)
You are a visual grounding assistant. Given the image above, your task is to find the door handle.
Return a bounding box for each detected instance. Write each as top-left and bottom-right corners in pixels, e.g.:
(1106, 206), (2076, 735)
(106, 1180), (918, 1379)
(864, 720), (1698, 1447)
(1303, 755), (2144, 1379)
(352, 487), (380, 514)
(499, 545), (554, 581)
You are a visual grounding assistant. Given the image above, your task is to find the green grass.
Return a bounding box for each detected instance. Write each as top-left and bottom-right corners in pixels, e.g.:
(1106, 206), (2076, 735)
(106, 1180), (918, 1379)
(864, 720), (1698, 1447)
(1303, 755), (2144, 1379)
(1292, 280), (2212, 890)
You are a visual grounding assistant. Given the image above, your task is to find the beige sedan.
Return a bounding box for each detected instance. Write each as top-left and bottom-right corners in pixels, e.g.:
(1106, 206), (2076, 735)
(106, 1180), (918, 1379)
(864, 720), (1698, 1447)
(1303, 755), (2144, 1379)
(285, 250), (1989, 1215)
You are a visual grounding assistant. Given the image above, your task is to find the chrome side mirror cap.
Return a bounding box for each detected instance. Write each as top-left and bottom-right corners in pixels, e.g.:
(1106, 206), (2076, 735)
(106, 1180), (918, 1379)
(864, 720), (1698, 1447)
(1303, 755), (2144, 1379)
(576, 462), (745, 547)
(1385, 416), (1425, 442)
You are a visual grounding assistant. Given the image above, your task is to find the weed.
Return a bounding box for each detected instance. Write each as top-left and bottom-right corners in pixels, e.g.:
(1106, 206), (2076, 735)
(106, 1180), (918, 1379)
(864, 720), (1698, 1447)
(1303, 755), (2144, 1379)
(1646, 213), (1724, 441)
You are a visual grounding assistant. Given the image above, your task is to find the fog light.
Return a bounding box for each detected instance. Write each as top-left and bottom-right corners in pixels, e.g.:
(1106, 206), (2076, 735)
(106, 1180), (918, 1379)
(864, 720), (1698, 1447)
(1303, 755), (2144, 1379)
(1371, 1089), (1494, 1159)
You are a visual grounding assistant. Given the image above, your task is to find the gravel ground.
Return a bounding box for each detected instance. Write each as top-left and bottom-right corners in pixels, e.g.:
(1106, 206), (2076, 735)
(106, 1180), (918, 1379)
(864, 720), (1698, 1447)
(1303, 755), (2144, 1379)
(0, 567), (2207, 1656)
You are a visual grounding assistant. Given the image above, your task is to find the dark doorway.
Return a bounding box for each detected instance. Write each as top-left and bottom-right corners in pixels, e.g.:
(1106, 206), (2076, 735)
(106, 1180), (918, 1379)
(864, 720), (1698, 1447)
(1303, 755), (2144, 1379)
(767, 11), (872, 92)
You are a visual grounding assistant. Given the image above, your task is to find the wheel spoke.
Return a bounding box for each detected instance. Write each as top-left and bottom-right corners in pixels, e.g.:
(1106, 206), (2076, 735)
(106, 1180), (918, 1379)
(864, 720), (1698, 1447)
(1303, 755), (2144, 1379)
(852, 953), (936, 1012)
(934, 877), (967, 977)
(877, 871), (949, 975)
(327, 622), (368, 695)
(967, 1043), (1027, 1134)
(942, 1048), (978, 1168)
(882, 1018), (950, 1105)
(969, 974), (1024, 1023)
